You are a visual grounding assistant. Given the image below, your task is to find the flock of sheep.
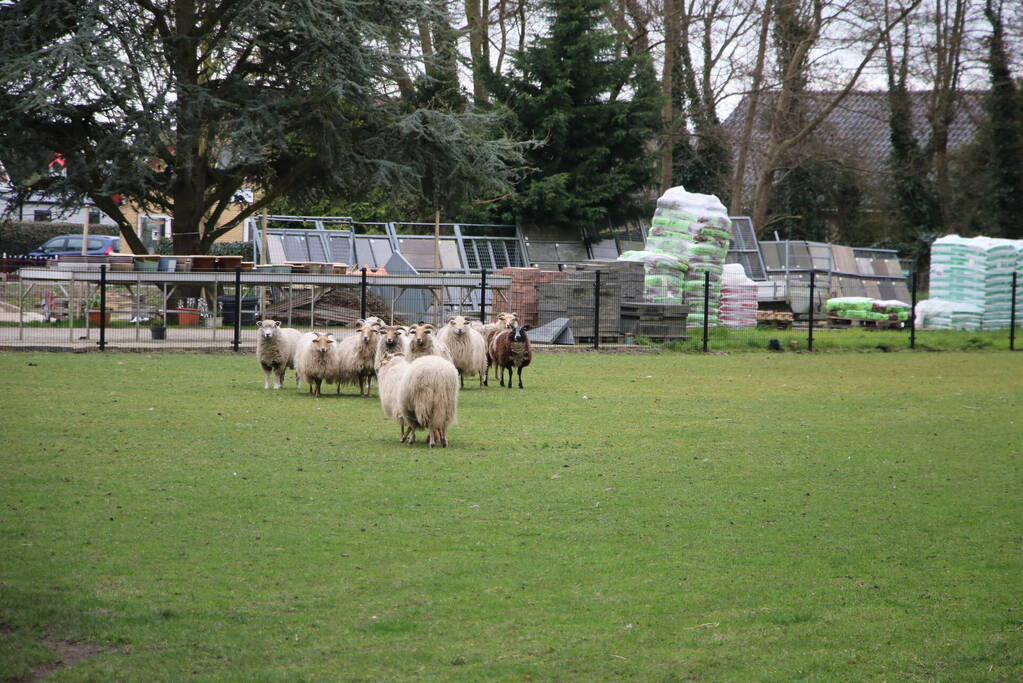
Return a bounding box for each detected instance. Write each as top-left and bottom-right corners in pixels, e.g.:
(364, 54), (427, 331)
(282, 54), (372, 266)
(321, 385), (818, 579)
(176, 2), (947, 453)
(255, 313), (533, 448)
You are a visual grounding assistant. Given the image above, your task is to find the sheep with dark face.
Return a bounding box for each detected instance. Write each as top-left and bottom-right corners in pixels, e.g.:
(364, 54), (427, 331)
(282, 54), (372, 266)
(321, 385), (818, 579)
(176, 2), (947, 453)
(490, 324), (532, 389)
(255, 319), (303, 389)
(337, 320), (381, 396)
(295, 332), (341, 397)
(406, 322), (452, 363)
(483, 312), (519, 381)
(436, 315), (487, 388)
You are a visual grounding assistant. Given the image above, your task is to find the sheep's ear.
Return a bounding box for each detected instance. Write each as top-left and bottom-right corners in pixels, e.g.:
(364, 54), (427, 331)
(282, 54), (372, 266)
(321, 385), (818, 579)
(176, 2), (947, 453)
(326, 333), (336, 342)
(417, 320), (425, 326)
(274, 320), (281, 327)
(521, 325), (532, 332)
(354, 319), (364, 327)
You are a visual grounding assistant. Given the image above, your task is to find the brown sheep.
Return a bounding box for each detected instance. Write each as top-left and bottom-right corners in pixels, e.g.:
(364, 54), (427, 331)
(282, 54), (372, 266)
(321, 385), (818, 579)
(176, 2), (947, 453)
(490, 324), (532, 389)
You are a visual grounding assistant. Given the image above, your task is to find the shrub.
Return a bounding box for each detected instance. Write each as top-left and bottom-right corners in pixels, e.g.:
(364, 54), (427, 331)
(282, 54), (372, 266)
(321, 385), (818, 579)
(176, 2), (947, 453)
(153, 238), (253, 260)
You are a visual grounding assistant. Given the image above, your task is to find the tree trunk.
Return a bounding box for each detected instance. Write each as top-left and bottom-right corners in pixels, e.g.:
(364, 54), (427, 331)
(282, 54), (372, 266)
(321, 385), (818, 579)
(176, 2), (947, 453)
(660, 0), (677, 194)
(466, 0), (489, 104)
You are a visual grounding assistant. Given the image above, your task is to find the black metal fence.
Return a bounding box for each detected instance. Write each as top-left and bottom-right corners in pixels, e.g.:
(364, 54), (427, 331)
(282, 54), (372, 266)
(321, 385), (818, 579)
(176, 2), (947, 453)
(0, 261), (1020, 352)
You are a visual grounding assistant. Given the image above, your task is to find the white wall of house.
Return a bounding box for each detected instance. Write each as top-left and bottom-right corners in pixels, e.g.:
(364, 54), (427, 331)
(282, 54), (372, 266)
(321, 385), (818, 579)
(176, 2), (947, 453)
(0, 187), (119, 227)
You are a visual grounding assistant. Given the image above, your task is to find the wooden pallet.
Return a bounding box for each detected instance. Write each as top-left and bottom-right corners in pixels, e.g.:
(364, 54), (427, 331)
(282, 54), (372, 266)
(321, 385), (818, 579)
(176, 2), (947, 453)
(828, 316), (903, 329)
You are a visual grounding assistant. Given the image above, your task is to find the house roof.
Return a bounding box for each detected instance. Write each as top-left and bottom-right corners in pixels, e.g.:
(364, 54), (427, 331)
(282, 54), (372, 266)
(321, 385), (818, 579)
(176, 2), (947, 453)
(721, 89), (985, 196)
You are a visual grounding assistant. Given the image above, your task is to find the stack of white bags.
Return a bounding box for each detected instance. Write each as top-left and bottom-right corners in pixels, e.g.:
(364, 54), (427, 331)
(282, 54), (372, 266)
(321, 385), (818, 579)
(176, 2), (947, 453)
(924, 235), (1023, 330)
(720, 263), (757, 328)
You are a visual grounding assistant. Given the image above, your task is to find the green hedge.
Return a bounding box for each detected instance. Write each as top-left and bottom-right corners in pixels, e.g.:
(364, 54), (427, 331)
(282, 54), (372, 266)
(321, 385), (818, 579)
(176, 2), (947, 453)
(0, 220), (120, 255)
(153, 238), (253, 260)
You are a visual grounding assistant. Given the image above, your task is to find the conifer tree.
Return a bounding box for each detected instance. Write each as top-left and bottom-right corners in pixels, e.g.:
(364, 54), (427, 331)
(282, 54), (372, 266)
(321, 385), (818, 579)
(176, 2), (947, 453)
(485, 0), (660, 234)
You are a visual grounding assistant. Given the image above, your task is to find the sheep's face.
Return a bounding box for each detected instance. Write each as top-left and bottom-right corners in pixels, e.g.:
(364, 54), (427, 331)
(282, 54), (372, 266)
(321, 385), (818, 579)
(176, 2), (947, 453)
(447, 316), (470, 336)
(356, 322), (380, 346)
(511, 324), (532, 343)
(411, 323), (434, 347)
(377, 351), (405, 369)
(258, 319), (282, 338)
(495, 312), (519, 330)
(311, 333), (336, 354)
(380, 325), (404, 349)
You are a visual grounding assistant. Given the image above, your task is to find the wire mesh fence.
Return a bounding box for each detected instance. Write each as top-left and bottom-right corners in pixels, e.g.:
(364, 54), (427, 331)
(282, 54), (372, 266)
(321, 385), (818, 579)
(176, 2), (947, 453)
(0, 260), (1020, 353)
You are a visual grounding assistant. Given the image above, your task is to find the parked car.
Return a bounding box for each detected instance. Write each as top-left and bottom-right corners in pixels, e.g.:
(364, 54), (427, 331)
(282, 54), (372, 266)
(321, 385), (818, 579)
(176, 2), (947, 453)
(26, 234), (121, 258)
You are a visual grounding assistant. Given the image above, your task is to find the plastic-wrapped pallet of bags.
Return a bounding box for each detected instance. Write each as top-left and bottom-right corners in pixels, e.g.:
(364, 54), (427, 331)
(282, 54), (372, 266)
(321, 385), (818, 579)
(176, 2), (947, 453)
(914, 298), (983, 330)
(825, 297), (875, 319)
(720, 263), (758, 328)
(876, 299), (911, 323)
(928, 235), (985, 309)
(978, 237), (1017, 329)
(646, 186), (731, 317)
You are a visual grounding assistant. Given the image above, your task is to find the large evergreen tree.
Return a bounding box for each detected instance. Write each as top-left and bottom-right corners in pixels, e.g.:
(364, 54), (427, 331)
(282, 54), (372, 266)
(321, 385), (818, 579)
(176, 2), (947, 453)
(982, 0), (1023, 239)
(0, 0), (524, 253)
(484, 0), (660, 234)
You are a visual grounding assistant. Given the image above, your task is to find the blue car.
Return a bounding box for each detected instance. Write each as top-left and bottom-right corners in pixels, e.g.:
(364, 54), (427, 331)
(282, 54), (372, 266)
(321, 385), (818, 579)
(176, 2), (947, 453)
(27, 234), (122, 258)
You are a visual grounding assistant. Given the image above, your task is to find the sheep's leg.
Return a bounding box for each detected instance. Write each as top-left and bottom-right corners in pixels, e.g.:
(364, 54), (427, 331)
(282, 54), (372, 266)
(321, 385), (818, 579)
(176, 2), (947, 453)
(262, 363), (272, 389)
(275, 366), (285, 390)
(459, 371), (464, 390)
(440, 428), (448, 448)
(428, 428), (437, 448)
(517, 366), (524, 389)
(313, 378), (322, 397)
(499, 366), (505, 387)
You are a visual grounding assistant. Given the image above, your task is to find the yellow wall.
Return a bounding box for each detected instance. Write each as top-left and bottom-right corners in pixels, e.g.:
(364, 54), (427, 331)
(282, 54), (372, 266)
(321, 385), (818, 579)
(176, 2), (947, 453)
(119, 200), (250, 254)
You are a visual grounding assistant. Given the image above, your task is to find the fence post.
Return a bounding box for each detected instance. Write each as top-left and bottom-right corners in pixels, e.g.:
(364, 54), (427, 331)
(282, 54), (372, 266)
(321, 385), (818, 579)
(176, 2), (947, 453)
(910, 270), (918, 350)
(593, 270), (601, 350)
(360, 267), (368, 321)
(99, 264), (107, 351)
(233, 266), (242, 352)
(479, 268), (487, 323)
(807, 269), (814, 352)
(702, 270), (710, 353)
(1011, 271), (1017, 351)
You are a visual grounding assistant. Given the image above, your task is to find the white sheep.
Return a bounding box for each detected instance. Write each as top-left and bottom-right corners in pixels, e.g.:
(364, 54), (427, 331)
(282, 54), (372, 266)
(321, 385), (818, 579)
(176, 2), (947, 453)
(374, 324), (409, 367)
(255, 319), (304, 389)
(436, 315), (488, 388)
(375, 352), (411, 442)
(294, 331), (341, 397)
(399, 355), (459, 447)
(406, 322), (452, 363)
(337, 320), (380, 396)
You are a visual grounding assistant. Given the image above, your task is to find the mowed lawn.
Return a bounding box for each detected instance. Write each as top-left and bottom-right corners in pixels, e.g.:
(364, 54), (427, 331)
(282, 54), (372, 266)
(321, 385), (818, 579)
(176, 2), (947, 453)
(1, 350), (1021, 681)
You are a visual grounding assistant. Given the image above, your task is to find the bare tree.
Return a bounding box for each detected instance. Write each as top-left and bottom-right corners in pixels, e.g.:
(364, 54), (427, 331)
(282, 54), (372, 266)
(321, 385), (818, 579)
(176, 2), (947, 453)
(747, 0), (923, 233)
(729, 0), (774, 213)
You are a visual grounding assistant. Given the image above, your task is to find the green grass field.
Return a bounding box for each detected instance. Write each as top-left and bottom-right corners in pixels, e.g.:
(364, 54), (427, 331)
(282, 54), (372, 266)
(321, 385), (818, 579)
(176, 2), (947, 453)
(1, 351), (1021, 681)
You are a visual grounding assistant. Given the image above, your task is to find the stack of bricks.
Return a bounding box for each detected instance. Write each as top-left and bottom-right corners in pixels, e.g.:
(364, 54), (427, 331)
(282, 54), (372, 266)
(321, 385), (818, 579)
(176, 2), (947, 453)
(492, 267), (569, 327)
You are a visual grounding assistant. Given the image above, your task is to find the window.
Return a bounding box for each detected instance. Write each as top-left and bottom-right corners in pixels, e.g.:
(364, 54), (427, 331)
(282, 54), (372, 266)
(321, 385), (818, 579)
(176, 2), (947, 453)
(41, 238), (66, 253)
(34, 209), (52, 222)
(66, 237), (83, 251)
(88, 209), (102, 225)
